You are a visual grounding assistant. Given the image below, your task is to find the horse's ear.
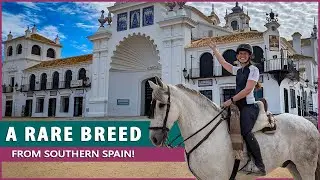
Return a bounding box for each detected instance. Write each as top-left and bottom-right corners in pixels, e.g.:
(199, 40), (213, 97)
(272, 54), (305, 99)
(148, 80), (159, 90)
(155, 76), (164, 88)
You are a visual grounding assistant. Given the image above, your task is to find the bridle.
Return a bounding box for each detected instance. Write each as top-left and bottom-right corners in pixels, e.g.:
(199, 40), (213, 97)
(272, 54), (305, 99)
(147, 86), (242, 180)
(148, 86), (171, 146)
(148, 86), (227, 149)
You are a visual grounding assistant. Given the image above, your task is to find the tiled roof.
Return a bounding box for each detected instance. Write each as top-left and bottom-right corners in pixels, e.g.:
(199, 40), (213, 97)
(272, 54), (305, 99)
(280, 37), (296, 53)
(187, 31), (263, 48)
(25, 54), (92, 71)
(4, 33), (62, 47)
(288, 38), (311, 47)
(290, 54), (313, 59)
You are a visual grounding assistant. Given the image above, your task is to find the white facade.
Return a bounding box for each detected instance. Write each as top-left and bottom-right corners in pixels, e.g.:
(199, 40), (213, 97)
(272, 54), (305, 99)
(2, 2), (318, 118)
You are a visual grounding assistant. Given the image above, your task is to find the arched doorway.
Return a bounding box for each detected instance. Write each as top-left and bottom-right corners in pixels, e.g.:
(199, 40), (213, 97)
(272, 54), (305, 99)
(141, 77), (157, 116)
(109, 34), (161, 116)
(222, 50), (237, 76)
(252, 46), (264, 72)
(200, 52), (213, 78)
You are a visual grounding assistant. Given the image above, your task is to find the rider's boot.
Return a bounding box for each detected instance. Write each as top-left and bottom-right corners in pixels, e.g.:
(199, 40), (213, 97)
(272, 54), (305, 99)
(244, 132), (266, 176)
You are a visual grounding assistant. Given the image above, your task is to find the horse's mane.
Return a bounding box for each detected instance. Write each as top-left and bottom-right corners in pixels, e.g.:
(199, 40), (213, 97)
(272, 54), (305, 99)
(175, 84), (222, 112)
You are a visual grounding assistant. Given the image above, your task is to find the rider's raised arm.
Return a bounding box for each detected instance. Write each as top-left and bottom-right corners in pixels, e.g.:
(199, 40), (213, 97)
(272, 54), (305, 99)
(208, 41), (235, 74)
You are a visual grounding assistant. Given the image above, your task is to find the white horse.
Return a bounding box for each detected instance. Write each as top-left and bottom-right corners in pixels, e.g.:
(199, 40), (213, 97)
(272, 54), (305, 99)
(148, 78), (320, 180)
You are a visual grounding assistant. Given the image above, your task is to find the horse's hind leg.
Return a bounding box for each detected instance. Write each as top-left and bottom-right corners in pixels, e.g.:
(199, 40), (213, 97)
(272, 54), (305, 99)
(286, 162), (302, 180)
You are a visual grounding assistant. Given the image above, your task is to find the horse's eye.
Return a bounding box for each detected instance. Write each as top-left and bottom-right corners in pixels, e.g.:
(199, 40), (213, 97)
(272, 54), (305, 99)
(159, 103), (165, 108)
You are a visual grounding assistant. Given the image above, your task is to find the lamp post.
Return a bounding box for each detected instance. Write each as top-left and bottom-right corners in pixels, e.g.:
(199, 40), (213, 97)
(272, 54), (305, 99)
(305, 79), (309, 88)
(314, 81), (318, 93)
(183, 68), (189, 82)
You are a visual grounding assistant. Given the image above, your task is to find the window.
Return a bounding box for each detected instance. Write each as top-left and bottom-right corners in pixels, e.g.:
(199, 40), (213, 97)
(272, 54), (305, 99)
(31, 45), (41, 55)
(200, 53), (214, 78)
(231, 21), (238, 30)
(29, 74), (36, 91)
(200, 90), (212, 101)
(10, 77), (14, 87)
(208, 30), (213, 37)
(78, 68), (86, 80)
(222, 50), (237, 76)
(16, 44), (22, 54)
(252, 46), (264, 72)
(7, 46), (13, 56)
(40, 73), (47, 90)
(36, 98), (44, 113)
(222, 89), (236, 103)
(52, 71), (59, 89)
(65, 70), (72, 88)
(60, 96), (69, 113)
(290, 89), (296, 108)
(47, 48), (55, 58)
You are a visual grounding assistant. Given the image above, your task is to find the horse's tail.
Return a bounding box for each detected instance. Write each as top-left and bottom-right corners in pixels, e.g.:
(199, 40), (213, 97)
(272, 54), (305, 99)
(316, 144), (320, 180)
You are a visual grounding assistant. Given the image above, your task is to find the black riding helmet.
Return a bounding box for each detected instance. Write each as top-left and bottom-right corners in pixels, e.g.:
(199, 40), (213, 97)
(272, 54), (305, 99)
(236, 44), (253, 64)
(236, 44), (253, 55)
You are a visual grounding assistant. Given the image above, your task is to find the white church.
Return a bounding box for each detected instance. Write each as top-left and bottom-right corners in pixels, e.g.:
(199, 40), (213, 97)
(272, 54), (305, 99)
(2, 2), (318, 118)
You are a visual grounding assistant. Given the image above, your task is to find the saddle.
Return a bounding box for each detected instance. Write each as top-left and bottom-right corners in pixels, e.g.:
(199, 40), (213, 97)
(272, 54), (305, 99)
(227, 98), (277, 159)
(252, 98), (277, 134)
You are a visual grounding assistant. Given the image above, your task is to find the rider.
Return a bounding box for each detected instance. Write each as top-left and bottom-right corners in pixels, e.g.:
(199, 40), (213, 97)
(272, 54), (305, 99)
(208, 40), (266, 175)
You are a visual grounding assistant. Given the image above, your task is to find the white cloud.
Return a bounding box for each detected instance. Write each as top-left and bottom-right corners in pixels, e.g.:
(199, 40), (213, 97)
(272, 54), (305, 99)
(2, 11), (36, 41)
(187, 2), (318, 40)
(16, 2), (41, 11)
(70, 40), (90, 53)
(37, 25), (66, 41)
(75, 23), (97, 31)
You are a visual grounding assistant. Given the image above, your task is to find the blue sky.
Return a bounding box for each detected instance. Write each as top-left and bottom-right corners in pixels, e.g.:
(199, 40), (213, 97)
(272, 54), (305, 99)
(2, 2), (318, 59)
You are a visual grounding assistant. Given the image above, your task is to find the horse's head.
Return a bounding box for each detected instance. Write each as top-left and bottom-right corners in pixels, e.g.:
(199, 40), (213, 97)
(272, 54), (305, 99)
(147, 77), (180, 147)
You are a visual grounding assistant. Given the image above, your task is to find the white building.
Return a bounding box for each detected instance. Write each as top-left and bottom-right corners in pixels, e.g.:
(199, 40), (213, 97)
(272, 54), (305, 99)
(2, 2), (318, 118)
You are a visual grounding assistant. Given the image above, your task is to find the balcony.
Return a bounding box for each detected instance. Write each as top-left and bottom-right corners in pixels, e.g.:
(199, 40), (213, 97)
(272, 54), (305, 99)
(20, 78), (91, 92)
(189, 66), (229, 79)
(264, 58), (299, 85)
(2, 85), (13, 93)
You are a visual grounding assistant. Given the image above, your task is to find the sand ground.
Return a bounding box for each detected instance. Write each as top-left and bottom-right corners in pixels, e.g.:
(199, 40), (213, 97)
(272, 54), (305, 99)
(3, 162), (292, 179)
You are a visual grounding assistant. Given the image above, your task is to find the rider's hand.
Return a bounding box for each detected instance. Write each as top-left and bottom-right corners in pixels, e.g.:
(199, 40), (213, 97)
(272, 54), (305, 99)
(223, 99), (233, 108)
(207, 40), (217, 51)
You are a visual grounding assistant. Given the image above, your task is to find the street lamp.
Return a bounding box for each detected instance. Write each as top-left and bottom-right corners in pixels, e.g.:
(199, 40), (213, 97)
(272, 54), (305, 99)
(14, 83), (19, 91)
(182, 68), (190, 82)
(305, 79), (309, 88)
(314, 81), (318, 93)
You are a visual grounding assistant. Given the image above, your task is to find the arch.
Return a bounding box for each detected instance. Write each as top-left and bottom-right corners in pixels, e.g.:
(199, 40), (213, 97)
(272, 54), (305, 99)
(52, 71), (59, 89)
(200, 52), (214, 78)
(252, 46), (264, 72)
(31, 45), (41, 56)
(78, 68), (86, 80)
(222, 49), (237, 76)
(40, 73), (47, 90)
(64, 70), (72, 88)
(231, 20), (238, 30)
(16, 44), (22, 54)
(29, 74), (36, 91)
(110, 33), (161, 71)
(47, 48), (55, 58)
(7, 46), (13, 56)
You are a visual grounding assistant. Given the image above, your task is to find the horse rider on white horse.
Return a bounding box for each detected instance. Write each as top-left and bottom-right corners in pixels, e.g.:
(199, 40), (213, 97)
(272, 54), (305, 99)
(208, 40), (266, 175)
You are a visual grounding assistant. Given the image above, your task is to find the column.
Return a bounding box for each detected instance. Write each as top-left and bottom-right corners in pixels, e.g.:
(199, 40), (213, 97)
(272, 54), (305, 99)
(86, 27), (112, 117)
(158, 7), (196, 85)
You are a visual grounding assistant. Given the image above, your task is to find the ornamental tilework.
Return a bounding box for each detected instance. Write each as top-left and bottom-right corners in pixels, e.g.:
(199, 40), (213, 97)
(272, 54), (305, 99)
(117, 12), (128, 31)
(143, 6), (154, 26)
(130, 9), (140, 29)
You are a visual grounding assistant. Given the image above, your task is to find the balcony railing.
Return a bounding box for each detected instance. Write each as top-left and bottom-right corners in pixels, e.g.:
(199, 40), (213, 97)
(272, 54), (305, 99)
(189, 66), (230, 79)
(2, 85), (13, 93)
(21, 79), (91, 92)
(264, 58), (295, 72)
